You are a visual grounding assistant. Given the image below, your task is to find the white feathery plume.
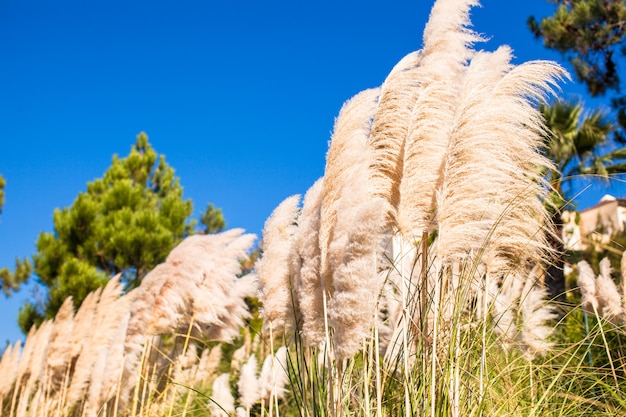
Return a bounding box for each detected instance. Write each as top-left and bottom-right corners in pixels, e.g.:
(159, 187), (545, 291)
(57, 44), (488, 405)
(488, 275), (517, 341)
(435, 47), (516, 265)
(145, 230), (256, 340)
(596, 257), (624, 323)
(204, 345), (223, 379)
(485, 265), (524, 326)
(148, 265), (194, 335)
(259, 346), (289, 401)
(25, 319), (53, 389)
(484, 267), (555, 359)
(8, 328), (33, 417)
(168, 227), (244, 266)
(320, 88), (380, 275)
(223, 272), (260, 335)
(321, 96), (388, 358)
(172, 342), (200, 391)
(192, 347), (213, 388)
(236, 272), (260, 300)
(197, 231), (257, 342)
(436, 47), (564, 273)
(179, 345), (222, 393)
(62, 290), (102, 412)
(256, 195), (301, 334)
(516, 272), (556, 359)
(500, 267), (526, 302)
(126, 262), (166, 338)
(84, 346), (108, 417)
(70, 288), (101, 362)
(13, 325), (38, 393)
(385, 50), (422, 81)
(44, 296), (75, 395)
(294, 178), (326, 346)
(149, 229), (244, 334)
(377, 266), (405, 355)
(97, 293), (134, 409)
(368, 51), (422, 226)
(316, 89), (387, 355)
(486, 59), (566, 274)
(236, 407), (247, 417)
(398, 0), (482, 239)
(0, 340), (21, 401)
(231, 345), (247, 372)
(421, 0), (481, 64)
(66, 275), (124, 410)
(0, 342), (13, 398)
(578, 260), (599, 314)
(328, 194), (386, 358)
(119, 263), (167, 408)
(121, 230), (255, 409)
(15, 320), (53, 417)
(238, 354), (260, 410)
(209, 373), (235, 417)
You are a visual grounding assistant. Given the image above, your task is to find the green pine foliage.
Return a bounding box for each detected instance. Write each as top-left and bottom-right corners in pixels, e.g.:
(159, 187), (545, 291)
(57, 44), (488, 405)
(0, 258), (32, 296)
(529, 1), (626, 142)
(15, 133), (195, 332)
(200, 202), (226, 234)
(529, 0), (626, 97)
(0, 175), (33, 298)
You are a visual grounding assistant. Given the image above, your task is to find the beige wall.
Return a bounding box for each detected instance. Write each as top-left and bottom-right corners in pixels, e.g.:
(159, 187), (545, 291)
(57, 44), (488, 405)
(562, 195), (626, 250)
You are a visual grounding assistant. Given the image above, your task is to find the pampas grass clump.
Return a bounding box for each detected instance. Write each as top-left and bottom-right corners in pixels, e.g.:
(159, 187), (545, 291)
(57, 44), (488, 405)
(258, 0), (564, 361)
(578, 256), (626, 326)
(252, 0), (574, 415)
(1, 229), (258, 417)
(10, 0), (626, 416)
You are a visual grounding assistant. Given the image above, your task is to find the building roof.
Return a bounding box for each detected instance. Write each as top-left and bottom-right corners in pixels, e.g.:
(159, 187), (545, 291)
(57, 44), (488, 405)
(580, 194), (626, 213)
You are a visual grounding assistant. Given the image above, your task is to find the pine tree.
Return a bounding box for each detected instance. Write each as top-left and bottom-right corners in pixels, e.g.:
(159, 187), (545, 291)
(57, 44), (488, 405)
(199, 203), (226, 234)
(529, 1), (626, 132)
(7, 133), (196, 332)
(0, 175), (34, 297)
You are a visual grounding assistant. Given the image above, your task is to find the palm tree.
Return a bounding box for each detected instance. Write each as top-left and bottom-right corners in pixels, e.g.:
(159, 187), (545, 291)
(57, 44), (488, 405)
(540, 99), (626, 300)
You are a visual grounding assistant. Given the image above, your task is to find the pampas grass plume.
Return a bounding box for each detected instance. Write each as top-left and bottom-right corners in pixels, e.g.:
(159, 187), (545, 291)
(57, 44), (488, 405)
(70, 288), (101, 362)
(259, 346), (289, 401)
(256, 194), (301, 334)
(398, 0), (481, 239)
(238, 354), (260, 410)
(294, 178), (326, 346)
(578, 260), (599, 314)
(328, 196), (385, 358)
(66, 275), (124, 410)
(436, 47), (563, 272)
(368, 51), (422, 225)
(320, 88), (379, 273)
(0, 340), (21, 401)
(596, 257), (624, 323)
(517, 275), (556, 359)
(209, 373), (235, 417)
(44, 296), (75, 394)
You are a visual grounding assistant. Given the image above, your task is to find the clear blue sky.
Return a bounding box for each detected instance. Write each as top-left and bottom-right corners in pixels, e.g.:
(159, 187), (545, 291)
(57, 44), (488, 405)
(0, 0), (622, 345)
